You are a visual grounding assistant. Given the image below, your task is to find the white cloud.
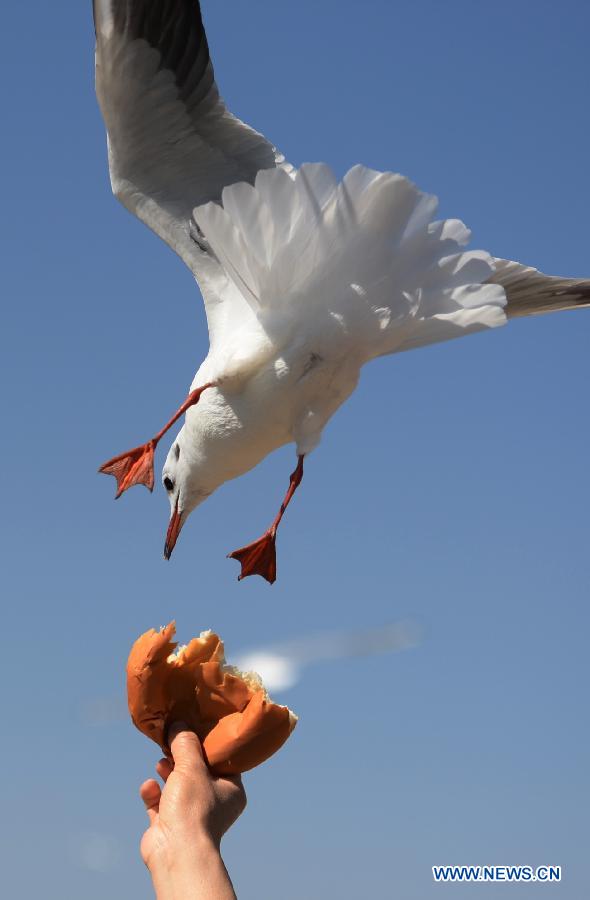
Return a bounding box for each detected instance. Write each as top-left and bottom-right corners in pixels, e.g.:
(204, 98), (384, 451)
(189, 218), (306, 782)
(79, 621), (422, 719)
(234, 620), (422, 693)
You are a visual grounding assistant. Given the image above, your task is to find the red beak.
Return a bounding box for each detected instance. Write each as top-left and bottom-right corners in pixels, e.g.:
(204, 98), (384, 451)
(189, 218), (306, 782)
(164, 500), (184, 560)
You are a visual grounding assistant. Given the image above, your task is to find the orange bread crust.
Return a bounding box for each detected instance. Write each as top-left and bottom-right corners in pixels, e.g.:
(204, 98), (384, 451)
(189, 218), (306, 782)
(127, 622), (297, 775)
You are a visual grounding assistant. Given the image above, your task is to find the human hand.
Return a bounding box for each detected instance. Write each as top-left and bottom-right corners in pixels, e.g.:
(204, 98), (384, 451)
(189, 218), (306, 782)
(139, 723), (247, 899)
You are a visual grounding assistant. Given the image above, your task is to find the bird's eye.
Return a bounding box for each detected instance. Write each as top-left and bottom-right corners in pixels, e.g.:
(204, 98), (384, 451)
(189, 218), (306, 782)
(163, 476), (175, 492)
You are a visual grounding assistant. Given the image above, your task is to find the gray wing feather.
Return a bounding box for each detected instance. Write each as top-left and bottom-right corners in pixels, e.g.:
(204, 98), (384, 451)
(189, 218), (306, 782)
(488, 258), (590, 319)
(93, 0), (288, 285)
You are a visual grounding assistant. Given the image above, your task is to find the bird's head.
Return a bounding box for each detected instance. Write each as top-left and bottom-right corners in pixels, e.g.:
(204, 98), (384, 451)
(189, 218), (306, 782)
(162, 429), (211, 559)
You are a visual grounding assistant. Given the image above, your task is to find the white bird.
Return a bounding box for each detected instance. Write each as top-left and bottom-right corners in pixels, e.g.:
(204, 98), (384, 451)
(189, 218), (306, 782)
(94, 1), (589, 583)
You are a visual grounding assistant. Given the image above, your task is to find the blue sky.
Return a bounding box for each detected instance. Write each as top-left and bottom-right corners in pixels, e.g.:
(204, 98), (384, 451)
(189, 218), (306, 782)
(2, 1), (589, 897)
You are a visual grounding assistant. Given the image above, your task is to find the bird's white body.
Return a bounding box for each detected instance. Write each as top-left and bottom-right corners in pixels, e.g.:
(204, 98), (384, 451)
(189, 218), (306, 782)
(178, 332), (361, 506)
(170, 162), (507, 517)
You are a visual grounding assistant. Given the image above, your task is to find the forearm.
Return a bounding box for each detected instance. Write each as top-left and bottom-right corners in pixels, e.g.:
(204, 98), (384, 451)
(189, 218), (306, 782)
(149, 840), (237, 900)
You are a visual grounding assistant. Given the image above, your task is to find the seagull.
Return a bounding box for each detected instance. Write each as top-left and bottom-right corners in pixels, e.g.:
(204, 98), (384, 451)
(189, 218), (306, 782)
(93, 1), (589, 584)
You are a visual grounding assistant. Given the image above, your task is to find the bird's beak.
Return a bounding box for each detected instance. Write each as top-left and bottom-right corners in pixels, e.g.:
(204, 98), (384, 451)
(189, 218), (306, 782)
(164, 500), (184, 560)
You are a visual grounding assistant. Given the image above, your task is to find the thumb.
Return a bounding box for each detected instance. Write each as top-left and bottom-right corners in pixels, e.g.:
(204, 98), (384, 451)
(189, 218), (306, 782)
(168, 722), (207, 772)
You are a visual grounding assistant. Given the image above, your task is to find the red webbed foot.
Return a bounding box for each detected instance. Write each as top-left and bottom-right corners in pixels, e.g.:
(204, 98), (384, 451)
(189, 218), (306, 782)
(228, 455), (305, 585)
(99, 440), (156, 498)
(228, 530), (277, 585)
(99, 382), (216, 501)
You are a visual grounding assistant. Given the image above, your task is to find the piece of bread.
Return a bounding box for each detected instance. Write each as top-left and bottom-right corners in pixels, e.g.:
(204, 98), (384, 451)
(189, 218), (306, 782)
(127, 622), (298, 775)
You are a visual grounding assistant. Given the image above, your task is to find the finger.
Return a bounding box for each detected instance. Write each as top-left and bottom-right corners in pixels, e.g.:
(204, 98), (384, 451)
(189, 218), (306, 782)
(156, 757), (173, 782)
(216, 774), (245, 797)
(216, 775), (247, 816)
(222, 774), (244, 790)
(168, 722), (207, 775)
(210, 775), (248, 837)
(139, 779), (161, 825)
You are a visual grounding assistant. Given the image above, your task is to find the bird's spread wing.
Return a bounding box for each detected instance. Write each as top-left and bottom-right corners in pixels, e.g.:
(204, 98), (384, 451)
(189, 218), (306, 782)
(93, 0), (289, 342)
(487, 258), (590, 319)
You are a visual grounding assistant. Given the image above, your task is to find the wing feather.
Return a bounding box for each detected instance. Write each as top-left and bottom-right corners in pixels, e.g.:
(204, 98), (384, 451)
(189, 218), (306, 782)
(93, 0), (290, 340)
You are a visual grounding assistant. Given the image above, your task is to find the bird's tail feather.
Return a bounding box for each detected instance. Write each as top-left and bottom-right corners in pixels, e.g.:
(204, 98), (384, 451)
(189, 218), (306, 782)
(487, 258), (590, 319)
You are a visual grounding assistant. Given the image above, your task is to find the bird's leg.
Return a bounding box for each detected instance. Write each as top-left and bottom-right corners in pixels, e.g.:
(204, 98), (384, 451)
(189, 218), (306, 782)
(228, 455), (305, 585)
(99, 383), (216, 498)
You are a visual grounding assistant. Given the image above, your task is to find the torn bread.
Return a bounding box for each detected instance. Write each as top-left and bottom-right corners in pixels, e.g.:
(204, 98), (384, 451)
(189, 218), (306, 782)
(127, 622), (297, 775)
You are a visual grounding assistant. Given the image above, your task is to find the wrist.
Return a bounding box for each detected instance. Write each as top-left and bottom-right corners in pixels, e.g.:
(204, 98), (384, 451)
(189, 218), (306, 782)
(148, 837), (235, 900)
(148, 832), (216, 872)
